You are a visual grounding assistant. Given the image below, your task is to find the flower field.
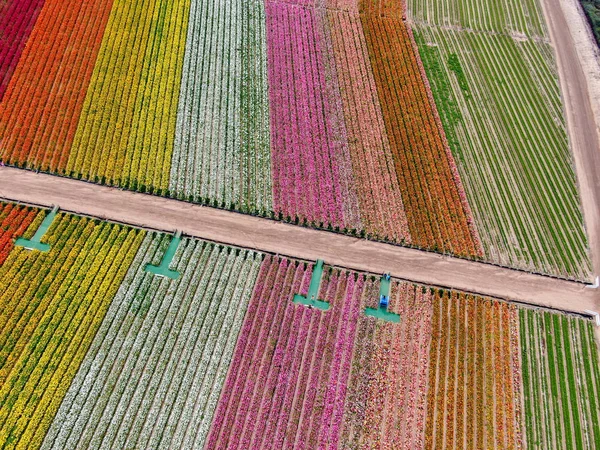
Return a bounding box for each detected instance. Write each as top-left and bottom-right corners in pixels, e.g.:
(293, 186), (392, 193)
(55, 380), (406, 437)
(0, 202), (38, 264)
(425, 292), (523, 449)
(66, 0), (191, 192)
(207, 259), (434, 449)
(1, 0), (495, 264)
(0, 206), (143, 448)
(360, 13), (481, 255)
(327, 10), (410, 242)
(0, 0), (114, 172)
(0, 202), (598, 448)
(43, 238), (261, 449)
(0, 0), (594, 277)
(1, 0), (592, 277)
(0, 0), (45, 101)
(339, 281), (433, 448)
(170, 0), (273, 214)
(408, 0), (592, 279)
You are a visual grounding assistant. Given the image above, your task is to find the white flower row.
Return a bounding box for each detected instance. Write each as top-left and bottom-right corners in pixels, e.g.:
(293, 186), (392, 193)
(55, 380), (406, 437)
(170, 0), (273, 214)
(41, 233), (159, 449)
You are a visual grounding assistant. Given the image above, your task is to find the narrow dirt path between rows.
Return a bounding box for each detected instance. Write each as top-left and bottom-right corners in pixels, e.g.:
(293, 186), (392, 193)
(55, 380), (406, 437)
(0, 167), (598, 317)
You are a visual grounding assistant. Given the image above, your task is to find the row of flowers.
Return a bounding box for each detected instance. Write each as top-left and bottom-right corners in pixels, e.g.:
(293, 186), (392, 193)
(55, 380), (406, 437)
(65, 0), (189, 193)
(361, 15), (482, 258)
(0, 203), (38, 264)
(0, 214), (143, 448)
(169, 0), (274, 215)
(0, 0), (113, 173)
(328, 10), (412, 242)
(0, 0), (45, 100)
(266, 2), (356, 230)
(340, 282), (433, 448)
(44, 236), (262, 449)
(424, 293), (523, 449)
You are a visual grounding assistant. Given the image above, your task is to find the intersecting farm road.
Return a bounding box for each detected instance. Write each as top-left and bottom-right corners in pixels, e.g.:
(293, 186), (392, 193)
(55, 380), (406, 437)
(1, 0), (599, 339)
(1, 167), (598, 319)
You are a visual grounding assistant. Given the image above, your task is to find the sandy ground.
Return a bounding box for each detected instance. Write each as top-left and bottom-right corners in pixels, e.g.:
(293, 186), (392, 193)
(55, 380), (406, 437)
(541, 0), (600, 280)
(540, 0), (600, 347)
(1, 167), (598, 317)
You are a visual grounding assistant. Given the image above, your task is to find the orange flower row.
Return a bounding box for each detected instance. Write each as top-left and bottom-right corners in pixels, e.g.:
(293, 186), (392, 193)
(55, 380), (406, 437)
(361, 16), (481, 257)
(0, 0), (113, 173)
(0, 203), (38, 265)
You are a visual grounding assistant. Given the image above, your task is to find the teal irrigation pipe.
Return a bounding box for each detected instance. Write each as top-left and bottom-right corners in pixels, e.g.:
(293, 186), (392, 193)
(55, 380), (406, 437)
(293, 259), (330, 311)
(15, 205), (59, 252)
(145, 230), (182, 280)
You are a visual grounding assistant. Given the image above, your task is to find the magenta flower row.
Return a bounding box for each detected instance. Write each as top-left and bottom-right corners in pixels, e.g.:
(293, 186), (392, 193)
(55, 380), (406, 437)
(265, 2), (350, 229)
(0, 0), (46, 100)
(207, 257), (371, 448)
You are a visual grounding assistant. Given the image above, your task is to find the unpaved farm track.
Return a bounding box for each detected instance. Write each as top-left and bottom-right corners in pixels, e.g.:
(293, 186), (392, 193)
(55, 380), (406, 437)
(1, 167), (598, 317)
(541, 0), (600, 279)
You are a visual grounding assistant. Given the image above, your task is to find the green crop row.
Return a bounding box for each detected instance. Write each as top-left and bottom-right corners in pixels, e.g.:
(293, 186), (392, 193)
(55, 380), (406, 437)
(408, 0), (547, 37)
(413, 24), (592, 280)
(519, 309), (600, 449)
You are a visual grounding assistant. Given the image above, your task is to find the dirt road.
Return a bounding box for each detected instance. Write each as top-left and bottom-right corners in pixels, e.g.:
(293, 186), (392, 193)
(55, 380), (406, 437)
(541, 0), (600, 280)
(1, 167), (598, 317)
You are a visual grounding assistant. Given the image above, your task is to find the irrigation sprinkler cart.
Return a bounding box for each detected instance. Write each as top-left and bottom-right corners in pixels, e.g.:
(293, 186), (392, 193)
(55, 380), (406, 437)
(293, 259), (330, 311)
(15, 205), (59, 252)
(144, 230), (182, 280)
(365, 273), (400, 323)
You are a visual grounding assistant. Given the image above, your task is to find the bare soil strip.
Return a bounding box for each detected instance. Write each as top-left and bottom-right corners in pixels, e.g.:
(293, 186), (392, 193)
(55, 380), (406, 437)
(540, 0), (600, 279)
(0, 167), (598, 318)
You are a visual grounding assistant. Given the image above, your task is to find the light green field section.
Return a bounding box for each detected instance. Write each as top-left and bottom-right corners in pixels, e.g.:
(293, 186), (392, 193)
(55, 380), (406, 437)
(409, 0), (548, 37)
(409, 0), (592, 279)
(520, 310), (600, 449)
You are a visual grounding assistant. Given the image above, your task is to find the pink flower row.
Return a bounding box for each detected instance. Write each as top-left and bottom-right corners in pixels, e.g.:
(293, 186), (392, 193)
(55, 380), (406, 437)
(265, 2), (357, 230)
(265, 0), (359, 14)
(206, 257), (366, 449)
(338, 282), (433, 448)
(327, 11), (411, 242)
(206, 258), (438, 449)
(0, 0), (46, 100)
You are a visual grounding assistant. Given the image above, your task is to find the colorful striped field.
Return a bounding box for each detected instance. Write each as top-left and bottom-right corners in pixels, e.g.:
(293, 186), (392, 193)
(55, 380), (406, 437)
(0, 205), (143, 448)
(0, 0), (516, 271)
(0, 201), (598, 448)
(0, 0), (592, 278)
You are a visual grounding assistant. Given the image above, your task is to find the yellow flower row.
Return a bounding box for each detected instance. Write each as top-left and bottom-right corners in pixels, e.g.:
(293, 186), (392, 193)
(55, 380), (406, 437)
(66, 0), (191, 193)
(0, 214), (144, 448)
